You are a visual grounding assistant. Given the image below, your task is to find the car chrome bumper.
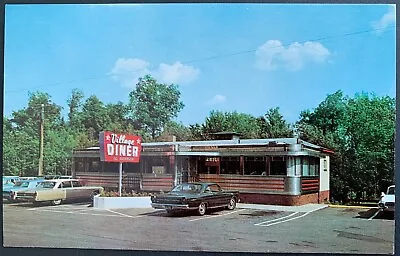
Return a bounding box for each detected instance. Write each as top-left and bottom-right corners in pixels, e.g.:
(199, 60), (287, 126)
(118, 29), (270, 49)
(378, 203), (395, 212)
(151, 203), (192, 210)
(14, 196), (35, 202)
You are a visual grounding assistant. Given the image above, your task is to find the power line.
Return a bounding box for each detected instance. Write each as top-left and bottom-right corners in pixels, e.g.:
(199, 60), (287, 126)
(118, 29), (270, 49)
(4, 25), (395, 94)
(181, 25), (396, 65)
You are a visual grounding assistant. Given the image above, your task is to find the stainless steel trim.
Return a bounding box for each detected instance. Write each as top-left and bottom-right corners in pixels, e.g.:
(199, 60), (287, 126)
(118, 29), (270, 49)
(151, 203), (190, 209)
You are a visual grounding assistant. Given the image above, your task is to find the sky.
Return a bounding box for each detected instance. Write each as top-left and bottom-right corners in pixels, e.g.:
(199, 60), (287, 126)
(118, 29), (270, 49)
(3, 3), (396, 126)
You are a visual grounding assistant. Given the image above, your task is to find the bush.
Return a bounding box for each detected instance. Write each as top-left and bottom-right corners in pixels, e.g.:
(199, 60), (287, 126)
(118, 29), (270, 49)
(100, 190), (156, 197)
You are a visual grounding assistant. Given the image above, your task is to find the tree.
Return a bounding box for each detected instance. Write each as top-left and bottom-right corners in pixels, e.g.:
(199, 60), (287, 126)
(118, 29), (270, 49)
(342, 93), (395, 199)
(67, 88), (85, 129)
(80, 95), (112, 141)
(296, 90), (395, 202)
(259, 107), (293, 138)
(12, 91), (63, 132)
(128, 75), (185, 139)
(157, 121), (192, 141)
(201, 110), (261, 139)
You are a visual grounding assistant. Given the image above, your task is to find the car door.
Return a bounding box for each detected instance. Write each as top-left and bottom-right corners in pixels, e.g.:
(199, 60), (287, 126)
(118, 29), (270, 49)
(71, 180), (89, 199)
(62, 180), (75, 200)
(208, 184), (227, 207)
(202, 185), (217, 207)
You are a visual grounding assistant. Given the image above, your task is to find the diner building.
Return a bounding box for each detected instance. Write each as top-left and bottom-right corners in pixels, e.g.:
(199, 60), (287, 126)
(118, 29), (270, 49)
(72, 133), (333, 206)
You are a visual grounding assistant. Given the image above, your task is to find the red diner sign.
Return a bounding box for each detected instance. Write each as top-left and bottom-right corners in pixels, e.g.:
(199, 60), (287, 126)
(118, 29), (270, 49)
(99, 131), (142, 163)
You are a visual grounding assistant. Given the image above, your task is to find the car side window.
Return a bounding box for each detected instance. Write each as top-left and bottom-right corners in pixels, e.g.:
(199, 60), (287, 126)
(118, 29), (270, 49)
(62, 181), (72, 188)
(209, 185), (221, 192)
(72, 181), (82, 187)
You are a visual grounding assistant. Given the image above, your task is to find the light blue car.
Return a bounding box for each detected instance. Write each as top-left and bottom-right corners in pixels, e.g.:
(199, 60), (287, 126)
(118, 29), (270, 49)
(2, 176), (20, 190)
(3, 179), (44, 202)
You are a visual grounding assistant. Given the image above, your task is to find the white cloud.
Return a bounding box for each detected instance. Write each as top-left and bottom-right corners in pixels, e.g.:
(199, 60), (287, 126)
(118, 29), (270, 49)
(255, 40), (331, 71)
(109, 58), (200, 88)
(109, 58), (150, 88)
(371, 5), (396, 33)
(154, 62), (200, 85)
(206, 94), (227, 105)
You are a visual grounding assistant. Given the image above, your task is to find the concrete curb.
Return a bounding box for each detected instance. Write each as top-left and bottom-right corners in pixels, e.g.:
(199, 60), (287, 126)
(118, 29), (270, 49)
(328, 204), (376, 209)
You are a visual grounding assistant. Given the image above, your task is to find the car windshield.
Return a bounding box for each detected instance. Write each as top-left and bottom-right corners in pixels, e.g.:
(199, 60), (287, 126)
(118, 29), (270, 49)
(387, 187), (395, 195)
(19, 182), (30, 188)
(37, 181), (56, 189)
(171, 184), (202, 193)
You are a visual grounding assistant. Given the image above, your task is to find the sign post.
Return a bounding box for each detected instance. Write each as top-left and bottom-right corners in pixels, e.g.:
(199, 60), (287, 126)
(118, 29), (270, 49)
(119, 163), (123, 197)
(99, 131), (142, 197)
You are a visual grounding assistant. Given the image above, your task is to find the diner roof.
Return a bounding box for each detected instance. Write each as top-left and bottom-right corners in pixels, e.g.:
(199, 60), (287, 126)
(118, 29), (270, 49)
(79, 137), (334, 154)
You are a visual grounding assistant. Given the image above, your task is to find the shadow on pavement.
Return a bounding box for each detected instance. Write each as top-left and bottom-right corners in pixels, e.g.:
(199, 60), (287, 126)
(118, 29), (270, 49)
(138, 207), (229, 218)
(6, 200), (92, 208)
(354, 208), (394, 220)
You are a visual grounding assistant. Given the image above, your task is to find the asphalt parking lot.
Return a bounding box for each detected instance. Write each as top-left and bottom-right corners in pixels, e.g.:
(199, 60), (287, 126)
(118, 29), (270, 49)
(2, 201), (395, 254)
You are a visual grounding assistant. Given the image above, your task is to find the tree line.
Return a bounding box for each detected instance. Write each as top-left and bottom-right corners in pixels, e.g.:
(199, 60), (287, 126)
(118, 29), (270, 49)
(3, 75), (395, 202)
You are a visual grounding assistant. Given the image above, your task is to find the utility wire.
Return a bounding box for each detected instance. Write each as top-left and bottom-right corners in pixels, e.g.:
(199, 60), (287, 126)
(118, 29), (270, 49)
(4, 25), (395, 94)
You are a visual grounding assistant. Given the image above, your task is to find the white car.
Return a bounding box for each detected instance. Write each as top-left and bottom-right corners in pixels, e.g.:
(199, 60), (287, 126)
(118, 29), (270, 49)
(378, 185), (395, 214)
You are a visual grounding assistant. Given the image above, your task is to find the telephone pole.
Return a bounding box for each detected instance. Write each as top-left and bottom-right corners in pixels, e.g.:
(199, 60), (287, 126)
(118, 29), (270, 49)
(38, 104), (44, 176)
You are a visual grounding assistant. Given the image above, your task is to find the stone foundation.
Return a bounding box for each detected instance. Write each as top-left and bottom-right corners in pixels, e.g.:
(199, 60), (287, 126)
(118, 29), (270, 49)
(239, 191), (330, 206)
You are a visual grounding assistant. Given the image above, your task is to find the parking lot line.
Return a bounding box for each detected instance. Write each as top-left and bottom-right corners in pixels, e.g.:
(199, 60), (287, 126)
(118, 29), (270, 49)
(189, 209), (246, 222)
(106, 209), (144, 219)
(254, 212), (299, 226)
(258, 208), (321, 227)
(368, 210), (381, 220)
(30, 208), (136, 217)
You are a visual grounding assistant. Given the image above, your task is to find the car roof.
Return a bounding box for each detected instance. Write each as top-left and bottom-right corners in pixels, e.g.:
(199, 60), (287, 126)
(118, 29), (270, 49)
(39, 178), (79, 182)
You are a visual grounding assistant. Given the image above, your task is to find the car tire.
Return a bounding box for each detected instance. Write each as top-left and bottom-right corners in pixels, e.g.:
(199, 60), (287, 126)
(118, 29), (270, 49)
(227, 197), (237, 210)
(51, 199), (62, 206)
(166, 209), (176, 216)
(197, 202), (206, 216)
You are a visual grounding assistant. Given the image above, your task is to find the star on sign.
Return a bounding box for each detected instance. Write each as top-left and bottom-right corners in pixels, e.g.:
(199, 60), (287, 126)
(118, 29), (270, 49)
(106, 135), (111, 141)
(137, 139), (141, 144)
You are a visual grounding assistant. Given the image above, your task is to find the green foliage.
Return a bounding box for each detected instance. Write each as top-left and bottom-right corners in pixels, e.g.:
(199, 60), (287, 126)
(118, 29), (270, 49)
(128, 75), (185, 139)
(259, 107), (294, 138)
(157, 121), (192, 141)
(201, 110), (260, 139)
(297, 90), (395, 202)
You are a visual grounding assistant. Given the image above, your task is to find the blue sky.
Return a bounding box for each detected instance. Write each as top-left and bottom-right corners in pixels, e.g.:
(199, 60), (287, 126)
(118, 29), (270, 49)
(4, 4), (396, 126)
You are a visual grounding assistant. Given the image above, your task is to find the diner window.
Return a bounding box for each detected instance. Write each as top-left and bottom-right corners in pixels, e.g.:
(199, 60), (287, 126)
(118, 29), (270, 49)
(302, 157), (318, 176)
(90, 160), (100, 172)
(220, 156), (240, 175)
(75, 158), (85, 173)
(244, 156), (266, 175)
(295, 157), (302, 176)
(270, 156), (286, 176)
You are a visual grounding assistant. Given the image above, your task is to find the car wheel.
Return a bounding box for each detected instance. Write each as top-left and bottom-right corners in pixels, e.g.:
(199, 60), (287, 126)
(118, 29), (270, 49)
(227, 197), (237, 210)
(197, 202), (206, 216)
(166, 209), (176, 216)
(51, 199), (62, 206)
